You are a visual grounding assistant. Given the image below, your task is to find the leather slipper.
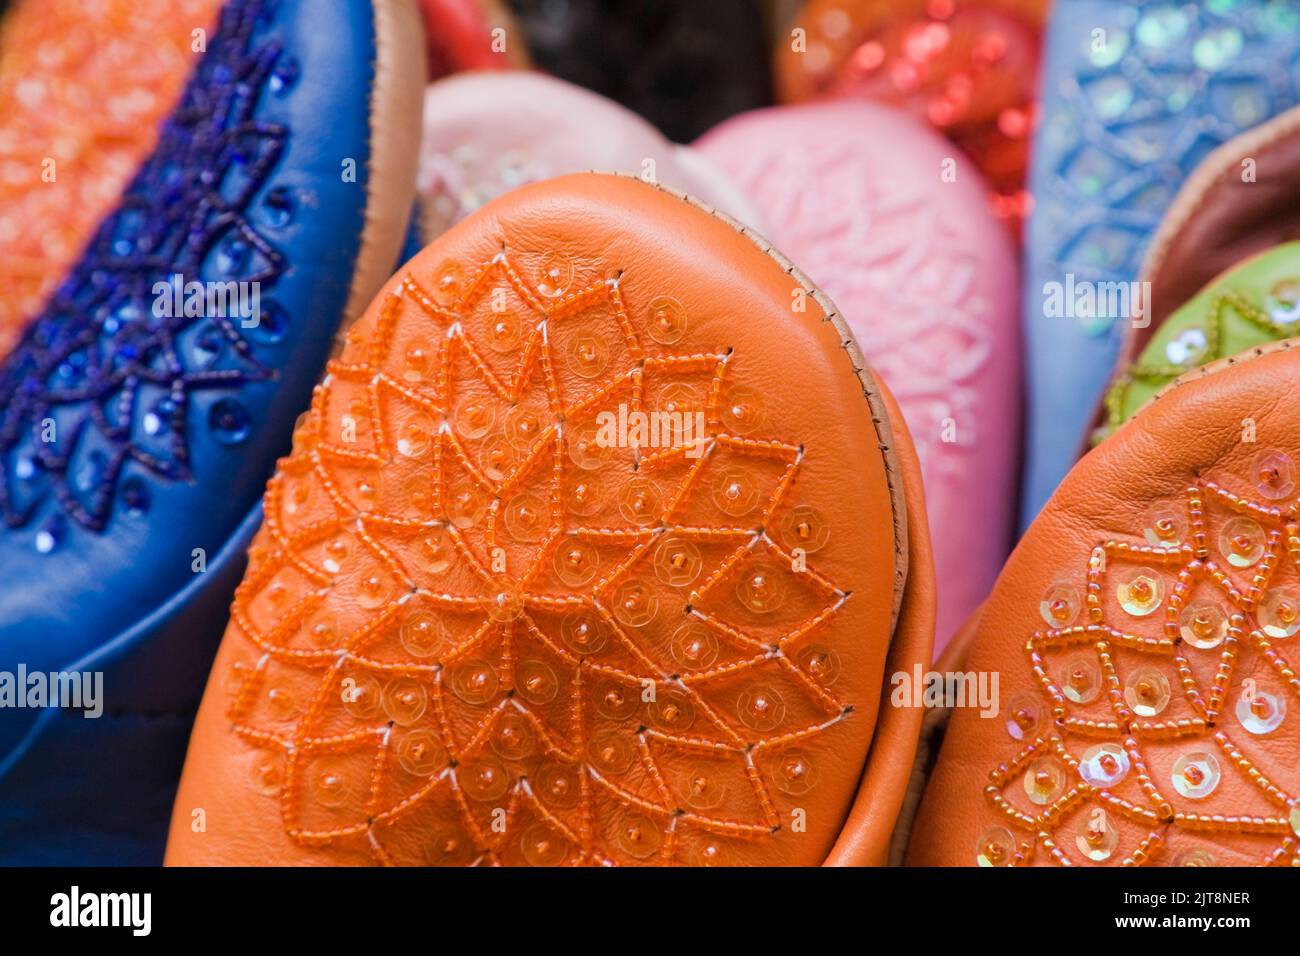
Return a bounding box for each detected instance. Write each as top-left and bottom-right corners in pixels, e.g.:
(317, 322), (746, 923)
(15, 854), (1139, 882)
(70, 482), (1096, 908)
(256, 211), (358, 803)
(910, 339), (1300, 866)
(164, 171), (934, 866)
(772, 0), (1046, 232)
(1020, 0), (1300, 528)
(0, 0), (423, 863)
(696, 100), (1018, 654)
(413, 71), (764, 246)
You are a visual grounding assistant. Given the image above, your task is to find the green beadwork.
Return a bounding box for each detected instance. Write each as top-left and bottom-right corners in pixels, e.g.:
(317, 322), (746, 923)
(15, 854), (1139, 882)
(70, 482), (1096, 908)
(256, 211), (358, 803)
(1100, 242), (1300, 441)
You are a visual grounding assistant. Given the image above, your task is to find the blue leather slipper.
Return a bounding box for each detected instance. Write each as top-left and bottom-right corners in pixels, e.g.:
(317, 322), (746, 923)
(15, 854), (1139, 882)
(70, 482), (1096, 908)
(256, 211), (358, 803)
(0, 0), (423, 864)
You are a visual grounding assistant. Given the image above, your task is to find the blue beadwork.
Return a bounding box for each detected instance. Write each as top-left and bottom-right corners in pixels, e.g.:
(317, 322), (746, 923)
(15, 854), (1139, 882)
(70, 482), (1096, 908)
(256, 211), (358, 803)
(0, 0), (287, 533)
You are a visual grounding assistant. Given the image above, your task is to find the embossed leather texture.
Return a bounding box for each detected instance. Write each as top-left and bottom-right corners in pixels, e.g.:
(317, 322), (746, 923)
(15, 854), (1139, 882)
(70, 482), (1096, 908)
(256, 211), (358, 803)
(773, 0), (1045, 231)
(1019, 0), (1300, 529)
(696, 101), (1018, 653)
(0, 0), (225, 359)
(165, 172), (934, 866)
(909, 340), (1300, 866)
(502, 0), (773, 143)
(0, 0), (423, 864)
(412, 71), (764, 246)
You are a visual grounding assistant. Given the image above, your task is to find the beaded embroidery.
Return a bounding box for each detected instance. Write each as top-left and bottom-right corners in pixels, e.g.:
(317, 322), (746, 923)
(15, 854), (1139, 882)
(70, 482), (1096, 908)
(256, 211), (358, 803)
(1031, 3), (1300, 342)
(984, 474), (1300, 866)
(223, 252), (853, 866)
(0, 0), (288, 533)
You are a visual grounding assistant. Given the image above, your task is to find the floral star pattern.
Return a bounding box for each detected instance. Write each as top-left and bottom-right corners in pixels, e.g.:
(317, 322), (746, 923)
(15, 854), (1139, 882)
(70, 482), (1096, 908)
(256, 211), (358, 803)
(223, 251), (852, 865)
(980, 467), (1300, 866)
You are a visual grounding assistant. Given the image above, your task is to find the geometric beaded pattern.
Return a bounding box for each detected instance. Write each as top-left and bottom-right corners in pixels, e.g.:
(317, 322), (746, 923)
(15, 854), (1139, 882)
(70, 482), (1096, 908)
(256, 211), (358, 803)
(0, 0), (286, 533)
(223, 251), (853, 865)
(983, 470), (1300, 867)
(1031, 2), (1300, 342)
(0, 0), (222, 358)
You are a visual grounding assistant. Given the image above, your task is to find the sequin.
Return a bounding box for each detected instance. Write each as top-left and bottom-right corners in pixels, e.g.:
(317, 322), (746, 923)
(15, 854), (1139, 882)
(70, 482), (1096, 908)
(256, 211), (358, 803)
(1236, 687), (1285, 734)
(611, 580), (658, 627)
(1179, 601), (1228, 649)
(482, 576), (526, 623)
(721, 387), (764, 435)
(1219, 517), (1265, 568)
(516, 659), (558, 705)
(1075, 808), (1119, 861)
(1023, 757), (1066, 805)
(1143, 506), (1186, 548)
(449, 658), (499, 704)
(975, 826), (1016, 867)
(587, 732), (635, 774)
(1078, 743), (1130, 788)
(1171, 752), (1221, 799)
(670, 624), (719, 670)
(1255, 450), (1295, 500)
(780, 505), (829, 553)
(713, 470), (760, 517)
(250, 748), (285, 796)
(460, 758), (510, 802)
(567, 332), (609, 379)
(619, 478), (662, 526)
(647, 690), (695, 732)
(560, 610), (606, 655)
(772, 749), (817, 796)
(1117, 567), (1163, 616)
(505, 493), (547, 542)
(617, 813), (661, 859)
(382, 677), (428, 725)
(412, 525), (454, 574)
(736, 564), (785, 614)
(797, 646), (840, 685)
(536, 764), (581, 808)
(536, 253), (573, 297)
(396, 730), (447, 776)
(1174, 848), (1216, 867)
(1124, 667), (1171, 717)
(1040, 581), (1081, 627)
(1259, 588), (1300, 638)
(647, 296), (687, 345)
(737, 686), (785, 731)
(1164, 327), (1208, 365)
(553, 538), (599, 587)
(490, 711), (536, 761)
(1005, 693), (1043, 741)
(1062, 656), (1101, 704)
(653, 536), (702, 588)
(342, 674), (382, 719)
(520, 823), (567, 866)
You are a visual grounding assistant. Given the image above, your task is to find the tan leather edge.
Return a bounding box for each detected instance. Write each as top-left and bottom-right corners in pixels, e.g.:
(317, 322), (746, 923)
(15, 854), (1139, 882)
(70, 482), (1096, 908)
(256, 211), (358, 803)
(601, 171), (911, 635)
(887, 601), (981, 865)
(336, 0), (426, 348)
(823, 379), (935, 865)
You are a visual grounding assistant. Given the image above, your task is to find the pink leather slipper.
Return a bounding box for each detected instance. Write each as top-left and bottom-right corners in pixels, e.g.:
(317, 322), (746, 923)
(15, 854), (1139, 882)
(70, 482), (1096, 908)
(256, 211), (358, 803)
(414, 71), (764, 243)
(697, 100), (1019, 652)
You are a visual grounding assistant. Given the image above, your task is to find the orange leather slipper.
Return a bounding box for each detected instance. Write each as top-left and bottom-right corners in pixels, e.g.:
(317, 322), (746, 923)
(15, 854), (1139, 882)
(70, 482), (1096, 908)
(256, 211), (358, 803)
(908, 339), (1300, 867)
(164, 172), (934, 866)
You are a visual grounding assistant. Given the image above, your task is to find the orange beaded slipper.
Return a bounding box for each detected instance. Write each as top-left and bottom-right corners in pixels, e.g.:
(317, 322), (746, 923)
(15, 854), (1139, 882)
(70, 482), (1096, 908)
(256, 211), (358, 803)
(908, 339), (1300, 867)
(164, 172), (935, 866)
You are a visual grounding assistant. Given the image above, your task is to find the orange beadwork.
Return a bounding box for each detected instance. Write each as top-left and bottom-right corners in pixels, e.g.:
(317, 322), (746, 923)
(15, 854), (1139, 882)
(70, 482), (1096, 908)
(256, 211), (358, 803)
(984, 477), (1300, 866)
(0, 0), (221, 356)
(222, 252), (852, 865)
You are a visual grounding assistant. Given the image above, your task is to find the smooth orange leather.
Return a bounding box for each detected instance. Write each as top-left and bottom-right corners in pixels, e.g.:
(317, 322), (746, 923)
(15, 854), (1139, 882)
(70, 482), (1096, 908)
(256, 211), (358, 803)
(166, 172), (932, 866)
(910, 341), (1300, 866)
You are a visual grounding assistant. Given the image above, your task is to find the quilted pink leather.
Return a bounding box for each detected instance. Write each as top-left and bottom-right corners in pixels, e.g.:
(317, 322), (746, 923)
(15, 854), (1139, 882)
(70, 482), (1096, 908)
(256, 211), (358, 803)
(697, 101), (1020, 652)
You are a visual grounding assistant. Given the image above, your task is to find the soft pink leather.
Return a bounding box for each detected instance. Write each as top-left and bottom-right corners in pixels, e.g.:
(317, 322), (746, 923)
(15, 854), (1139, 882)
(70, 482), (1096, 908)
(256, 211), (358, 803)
(696, 101), (1019, 653)
(417, 71), (765, 240)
